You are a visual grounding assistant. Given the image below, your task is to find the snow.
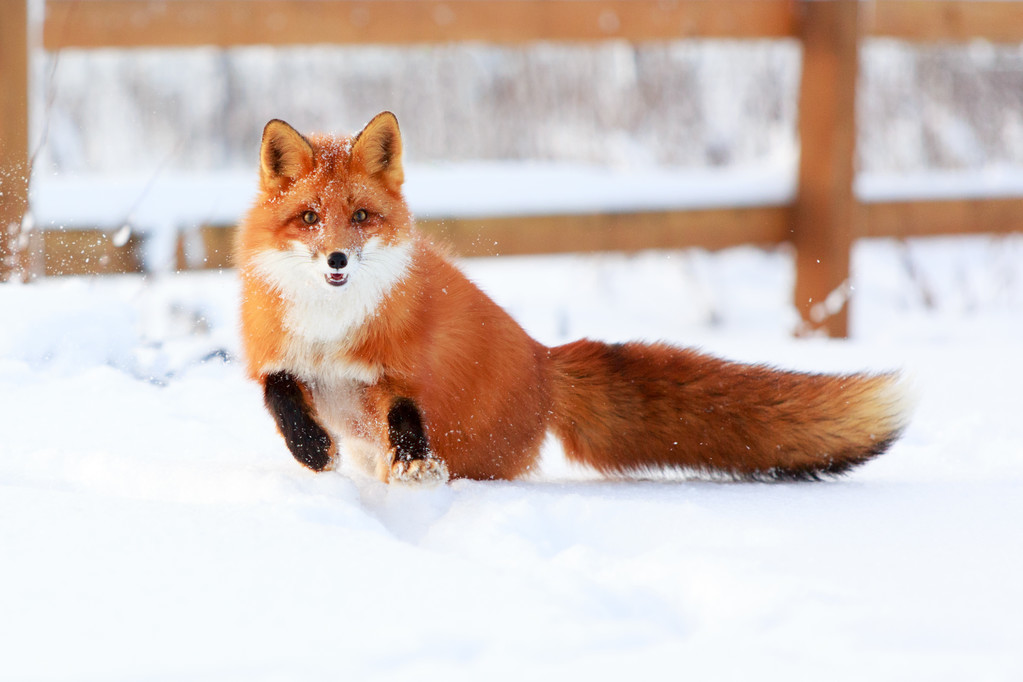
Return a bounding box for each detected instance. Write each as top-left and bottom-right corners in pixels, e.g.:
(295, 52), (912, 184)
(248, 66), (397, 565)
(10, 28), (1023, 679)
(856, 166), (1023, 202)
(33, 163), (1023, 229)
(30, 162), (1023, 281)
(29, 162), (795, 229)
(2, 235), (1022, 681)
(28, 163), (798, 274)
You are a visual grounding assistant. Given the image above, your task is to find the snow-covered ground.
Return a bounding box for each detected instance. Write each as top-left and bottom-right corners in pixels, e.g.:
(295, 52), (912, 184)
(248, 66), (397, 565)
(2, 235), (1022, 681)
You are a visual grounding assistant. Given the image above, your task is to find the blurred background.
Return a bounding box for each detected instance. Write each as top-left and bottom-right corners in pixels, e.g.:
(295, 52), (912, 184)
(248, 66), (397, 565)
(33, 41), (799, 172)
(30, 38), (1023, 176)
(3, 0), (1023, 337)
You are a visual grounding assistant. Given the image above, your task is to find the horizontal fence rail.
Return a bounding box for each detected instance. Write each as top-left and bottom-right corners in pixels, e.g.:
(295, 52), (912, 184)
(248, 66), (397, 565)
(41, 0), (800, 48)
(2, 0), (1023, 336)
(867, 0), (1023, 42)
(41, 1), (1023, 49)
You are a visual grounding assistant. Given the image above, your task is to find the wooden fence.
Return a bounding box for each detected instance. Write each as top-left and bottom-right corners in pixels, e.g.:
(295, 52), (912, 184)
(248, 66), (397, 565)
(3, 1), (1023, 336)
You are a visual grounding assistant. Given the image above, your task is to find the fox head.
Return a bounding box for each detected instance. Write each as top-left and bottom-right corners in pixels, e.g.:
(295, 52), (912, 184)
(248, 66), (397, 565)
(238, 112), (417, 343)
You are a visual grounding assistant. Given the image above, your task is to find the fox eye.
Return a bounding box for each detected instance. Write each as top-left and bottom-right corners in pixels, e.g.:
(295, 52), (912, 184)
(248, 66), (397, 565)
(352, 209), (368, 224)
(301, 210), (319, 226)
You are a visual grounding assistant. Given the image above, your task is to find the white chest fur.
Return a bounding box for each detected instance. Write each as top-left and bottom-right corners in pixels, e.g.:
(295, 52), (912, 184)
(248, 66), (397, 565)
(253, 236), (413, 346)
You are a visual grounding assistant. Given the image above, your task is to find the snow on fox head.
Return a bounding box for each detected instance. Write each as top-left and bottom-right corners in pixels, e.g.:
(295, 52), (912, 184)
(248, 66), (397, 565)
(237, 113), (415, 343)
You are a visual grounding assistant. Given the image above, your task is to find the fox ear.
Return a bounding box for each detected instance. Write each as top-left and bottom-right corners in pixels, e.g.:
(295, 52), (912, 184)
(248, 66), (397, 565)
(260, 119), (315, 192)
(352, 111), (404, 190)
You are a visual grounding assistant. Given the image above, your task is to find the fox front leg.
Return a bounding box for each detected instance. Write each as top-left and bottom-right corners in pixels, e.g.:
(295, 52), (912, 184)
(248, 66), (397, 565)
(386, 397), (448, 485)
(262, 371), (336, 471)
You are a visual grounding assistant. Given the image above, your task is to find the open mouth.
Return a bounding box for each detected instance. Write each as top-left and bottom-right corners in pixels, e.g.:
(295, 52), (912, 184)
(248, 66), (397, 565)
(325, 273), (348, 287)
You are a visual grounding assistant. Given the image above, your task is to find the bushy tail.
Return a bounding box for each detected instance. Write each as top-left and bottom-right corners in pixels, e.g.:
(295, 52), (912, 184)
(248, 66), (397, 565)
(548, 340), (908, 481)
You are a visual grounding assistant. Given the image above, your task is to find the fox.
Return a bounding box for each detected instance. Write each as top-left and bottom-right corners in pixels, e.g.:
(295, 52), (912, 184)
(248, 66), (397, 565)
(236, 111), (908, 484)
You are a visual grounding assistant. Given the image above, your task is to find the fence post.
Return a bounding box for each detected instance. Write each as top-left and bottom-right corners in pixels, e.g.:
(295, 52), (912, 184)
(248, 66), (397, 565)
(0, 0), (29, 282)
(793, 0), (860, 337)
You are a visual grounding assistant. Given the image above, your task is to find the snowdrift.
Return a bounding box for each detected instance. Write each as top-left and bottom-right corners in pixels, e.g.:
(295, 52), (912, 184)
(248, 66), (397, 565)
(2, 238), (1022, 681)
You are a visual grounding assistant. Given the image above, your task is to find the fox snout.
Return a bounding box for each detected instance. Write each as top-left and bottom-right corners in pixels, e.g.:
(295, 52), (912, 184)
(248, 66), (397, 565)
(325, 250), (349, 287)
(327, 251), (348, 269)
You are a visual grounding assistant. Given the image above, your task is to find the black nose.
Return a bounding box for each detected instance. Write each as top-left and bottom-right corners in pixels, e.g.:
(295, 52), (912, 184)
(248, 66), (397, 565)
(327, 251), (348, 270)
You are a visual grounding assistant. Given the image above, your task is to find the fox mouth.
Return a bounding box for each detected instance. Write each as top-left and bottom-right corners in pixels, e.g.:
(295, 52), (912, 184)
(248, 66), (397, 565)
(325, 273), (348, 287)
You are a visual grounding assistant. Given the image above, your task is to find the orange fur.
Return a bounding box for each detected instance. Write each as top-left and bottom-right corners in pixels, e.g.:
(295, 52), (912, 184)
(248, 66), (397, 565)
(237, 113), (908, 483)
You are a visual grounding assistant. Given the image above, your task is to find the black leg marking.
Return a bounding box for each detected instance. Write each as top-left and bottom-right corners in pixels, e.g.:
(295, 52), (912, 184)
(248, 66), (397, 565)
(263, 372), (333, 471)
(387, 397), (430, 463)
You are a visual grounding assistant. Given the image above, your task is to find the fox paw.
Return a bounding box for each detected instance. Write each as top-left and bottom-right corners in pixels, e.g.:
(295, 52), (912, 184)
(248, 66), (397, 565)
(390, 458), (449, 486)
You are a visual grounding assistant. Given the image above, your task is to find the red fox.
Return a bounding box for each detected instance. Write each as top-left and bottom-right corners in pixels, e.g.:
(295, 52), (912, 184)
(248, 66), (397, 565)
(236, 112), (908, 484)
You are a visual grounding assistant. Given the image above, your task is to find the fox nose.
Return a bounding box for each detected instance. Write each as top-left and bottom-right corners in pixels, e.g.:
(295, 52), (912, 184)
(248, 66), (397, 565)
(327, 251), (348, 270)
